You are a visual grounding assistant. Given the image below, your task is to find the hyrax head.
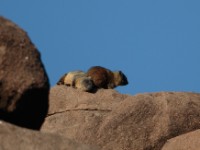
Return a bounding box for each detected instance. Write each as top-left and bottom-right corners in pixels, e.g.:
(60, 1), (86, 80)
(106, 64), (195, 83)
(114, 71), (128, 86)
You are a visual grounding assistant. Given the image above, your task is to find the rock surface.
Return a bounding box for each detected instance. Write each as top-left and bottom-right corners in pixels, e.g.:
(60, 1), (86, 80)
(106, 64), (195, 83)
(0, 121), (99, 150)
(0, 16), (49, 129)
(42, 86), (200, 150)
(162, 129), (200, 150)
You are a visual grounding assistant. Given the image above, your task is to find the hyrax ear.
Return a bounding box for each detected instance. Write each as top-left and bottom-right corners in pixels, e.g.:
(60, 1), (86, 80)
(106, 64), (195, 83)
(119, 71), (123, 75)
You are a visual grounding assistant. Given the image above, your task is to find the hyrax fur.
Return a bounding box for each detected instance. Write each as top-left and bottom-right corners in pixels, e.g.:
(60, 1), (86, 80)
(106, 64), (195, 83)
(87, 66), (128, 89)
(57, 71), (94, 92)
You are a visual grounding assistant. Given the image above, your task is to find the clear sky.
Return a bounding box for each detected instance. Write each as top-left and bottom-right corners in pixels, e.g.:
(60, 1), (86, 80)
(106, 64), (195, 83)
(1, 1), (200, 95)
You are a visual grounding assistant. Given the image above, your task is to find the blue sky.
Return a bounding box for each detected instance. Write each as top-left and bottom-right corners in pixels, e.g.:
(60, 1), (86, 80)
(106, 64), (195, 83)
(1, 1), (200, 95)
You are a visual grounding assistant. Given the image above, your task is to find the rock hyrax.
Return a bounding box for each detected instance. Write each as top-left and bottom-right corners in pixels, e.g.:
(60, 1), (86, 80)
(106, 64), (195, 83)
(87, 66), (128, 89)
(57, 71), (94, 92)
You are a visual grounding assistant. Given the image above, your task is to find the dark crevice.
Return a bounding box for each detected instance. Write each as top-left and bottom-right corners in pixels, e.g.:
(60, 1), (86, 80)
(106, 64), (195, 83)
(0, 87), (49, 130)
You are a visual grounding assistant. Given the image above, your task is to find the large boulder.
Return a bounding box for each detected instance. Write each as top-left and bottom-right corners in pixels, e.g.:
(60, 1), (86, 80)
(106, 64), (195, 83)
(42, 86), (200, 150)
(162, 129), (200, 150)
(0, 121), (99, 150)
(0, 16), (49, 129)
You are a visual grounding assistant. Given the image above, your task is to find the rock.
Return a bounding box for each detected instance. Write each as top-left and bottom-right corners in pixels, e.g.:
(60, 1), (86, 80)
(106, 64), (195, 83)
(42, 86), (200, 150)
(0, 121), (99, 150)
(0, 16), (49, 129)
(47, 85), (127, 115)
(42, 85), (128, 142)
(97, 92), (200, 150)
(161, 129), (200, 150)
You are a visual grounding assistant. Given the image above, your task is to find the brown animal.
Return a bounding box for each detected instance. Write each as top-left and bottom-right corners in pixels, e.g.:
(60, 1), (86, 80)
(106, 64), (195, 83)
(57, 71), (94, 92)
(87, 66), (128, 89)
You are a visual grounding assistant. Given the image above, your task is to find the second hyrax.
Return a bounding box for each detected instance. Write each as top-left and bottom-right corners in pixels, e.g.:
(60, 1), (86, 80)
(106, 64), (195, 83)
(57, 71), (94, 92)
(87, 66), (128, 89)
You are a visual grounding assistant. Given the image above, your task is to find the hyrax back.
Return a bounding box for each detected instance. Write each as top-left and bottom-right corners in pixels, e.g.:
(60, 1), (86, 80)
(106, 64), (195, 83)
(57, 71), (84, 86)
(87, 66), (128, 89)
